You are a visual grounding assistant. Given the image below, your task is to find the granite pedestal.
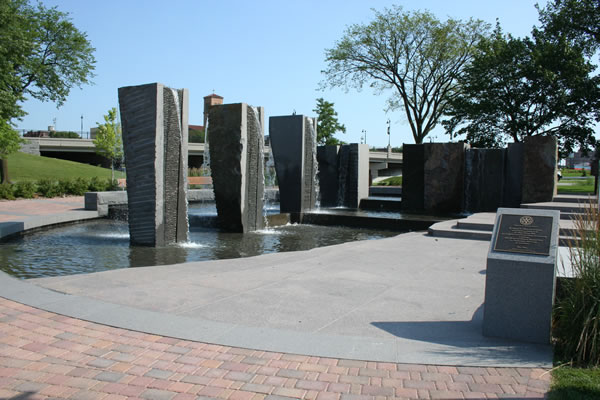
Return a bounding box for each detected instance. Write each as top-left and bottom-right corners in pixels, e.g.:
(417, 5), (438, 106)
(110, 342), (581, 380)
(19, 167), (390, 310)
(483, 208), (560, 344)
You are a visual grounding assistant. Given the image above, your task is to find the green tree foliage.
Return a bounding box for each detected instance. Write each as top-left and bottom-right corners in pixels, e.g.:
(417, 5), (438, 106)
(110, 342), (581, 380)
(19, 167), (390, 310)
(538, 0), (599, 57)
(321, 6), (488, 144)
(313, 98), (346, 145)
(94, 108), (122, 181)
(189, 127), (205, 143)
(0, 120), (24, 182)
(0, 0), (96, 120)
(0, 0), (95, 181)
(444, 25), (600, 155)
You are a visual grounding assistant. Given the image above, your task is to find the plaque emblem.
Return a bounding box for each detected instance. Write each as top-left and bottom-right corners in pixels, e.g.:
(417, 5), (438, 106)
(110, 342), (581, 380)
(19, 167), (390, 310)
(520, 216), (534, 226)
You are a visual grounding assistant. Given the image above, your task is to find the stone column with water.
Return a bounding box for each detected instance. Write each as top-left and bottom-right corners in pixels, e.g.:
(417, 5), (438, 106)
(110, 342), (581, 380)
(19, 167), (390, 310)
(118, 83), (189, 246)
(269, 115), (318, 214)
(208, 103), (264, 232)
(317, 143), (369, 209)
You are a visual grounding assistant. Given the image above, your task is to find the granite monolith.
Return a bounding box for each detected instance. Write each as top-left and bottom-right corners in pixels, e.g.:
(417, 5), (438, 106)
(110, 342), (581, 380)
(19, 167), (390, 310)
(269, 115), (318, 213)
(118, 83), (189, 246)
(208, 103), (264, 232)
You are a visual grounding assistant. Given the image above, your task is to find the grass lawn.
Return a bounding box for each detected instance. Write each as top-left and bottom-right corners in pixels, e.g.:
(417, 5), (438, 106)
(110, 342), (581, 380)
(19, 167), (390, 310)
(557, 176), (595, 194)
(550, 367), (600, 399)
(374, 176), (402, 186)
(561, 168), (591, 178)
(8, 152), (124, 182)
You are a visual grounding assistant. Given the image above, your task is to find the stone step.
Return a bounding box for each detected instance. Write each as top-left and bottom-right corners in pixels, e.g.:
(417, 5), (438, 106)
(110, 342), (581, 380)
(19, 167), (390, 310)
(553, 194), (597, 204)
(429, 214), (585, 246)
(521, 201), (589, 214)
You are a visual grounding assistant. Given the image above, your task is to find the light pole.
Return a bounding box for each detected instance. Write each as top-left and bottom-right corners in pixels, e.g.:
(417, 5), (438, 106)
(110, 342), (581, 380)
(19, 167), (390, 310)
(386, 119), (391, 156)
(361, 129), (367, 146)
(80, 115), (83, 138)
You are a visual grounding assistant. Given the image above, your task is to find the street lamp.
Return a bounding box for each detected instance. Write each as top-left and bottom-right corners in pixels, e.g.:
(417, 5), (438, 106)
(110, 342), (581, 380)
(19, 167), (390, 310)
(386, 119), (391, 156)
(80, 115), (83, 138)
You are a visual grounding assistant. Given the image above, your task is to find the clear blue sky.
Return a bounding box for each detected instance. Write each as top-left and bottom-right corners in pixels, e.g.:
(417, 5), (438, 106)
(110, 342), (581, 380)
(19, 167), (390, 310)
(17, 0), (549, 147)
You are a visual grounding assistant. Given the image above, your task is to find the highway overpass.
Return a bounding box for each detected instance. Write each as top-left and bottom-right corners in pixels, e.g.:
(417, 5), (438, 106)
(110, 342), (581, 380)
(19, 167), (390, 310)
(22, 137), (402, 178)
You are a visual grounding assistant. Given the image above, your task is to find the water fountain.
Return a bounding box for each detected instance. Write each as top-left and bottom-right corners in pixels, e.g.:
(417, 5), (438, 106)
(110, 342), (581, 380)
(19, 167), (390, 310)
(118, 83), (189, 246)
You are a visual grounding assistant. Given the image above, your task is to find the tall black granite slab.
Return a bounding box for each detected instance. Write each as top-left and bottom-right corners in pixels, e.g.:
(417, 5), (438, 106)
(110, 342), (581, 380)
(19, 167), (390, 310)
(423, 143), (467, 213)
(401, 144), (425, 212)
(269, 115), (317, 213)
(464, 148), (505, 213)
(118, 83), (189, 246)
(316, 145), (340, 208)
(208, 103), (264, 233)
(502, 142), (524, 208)
(522, 136), (557, 203)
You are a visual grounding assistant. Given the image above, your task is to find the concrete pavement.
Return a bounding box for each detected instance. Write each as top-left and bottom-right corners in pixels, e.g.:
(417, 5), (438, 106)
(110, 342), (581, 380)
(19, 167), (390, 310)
(0, 196), (552, 399)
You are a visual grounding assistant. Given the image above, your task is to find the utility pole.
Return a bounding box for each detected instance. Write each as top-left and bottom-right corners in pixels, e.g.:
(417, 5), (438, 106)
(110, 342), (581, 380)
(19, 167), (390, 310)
(80, 115), (84, 138)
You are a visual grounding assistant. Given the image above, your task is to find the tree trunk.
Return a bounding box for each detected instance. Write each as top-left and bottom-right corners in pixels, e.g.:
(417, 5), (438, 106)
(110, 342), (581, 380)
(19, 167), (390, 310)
(111, 161), (115, 183)
(0, 159), (9, 184)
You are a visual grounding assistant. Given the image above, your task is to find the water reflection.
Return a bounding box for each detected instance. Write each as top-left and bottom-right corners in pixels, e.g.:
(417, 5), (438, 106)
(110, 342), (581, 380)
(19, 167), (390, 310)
(1, 219), (397, 279)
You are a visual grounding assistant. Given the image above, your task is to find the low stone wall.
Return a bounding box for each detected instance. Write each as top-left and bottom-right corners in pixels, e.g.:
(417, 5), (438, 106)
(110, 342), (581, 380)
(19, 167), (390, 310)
(85, 189), (280, 216)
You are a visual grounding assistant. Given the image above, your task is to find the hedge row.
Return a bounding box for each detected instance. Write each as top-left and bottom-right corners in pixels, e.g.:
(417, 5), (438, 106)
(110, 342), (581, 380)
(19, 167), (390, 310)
(0, 177), (119, 200)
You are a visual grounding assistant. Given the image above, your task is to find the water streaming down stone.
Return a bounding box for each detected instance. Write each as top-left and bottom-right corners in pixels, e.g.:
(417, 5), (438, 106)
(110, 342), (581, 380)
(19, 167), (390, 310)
(316, 144), (369, 209)
(208, 103), (265, 232)
(118, 83), (189, 246)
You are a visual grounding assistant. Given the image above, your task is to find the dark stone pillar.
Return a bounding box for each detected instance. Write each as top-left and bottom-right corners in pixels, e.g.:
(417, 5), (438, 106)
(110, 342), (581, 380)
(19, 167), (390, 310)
(502, 142), (524, 208)
(401, 144), (425, 212)
(118, 83), (189, 246)
(316, 145), (340, 208)
(464, 148), (505, 213)
(337, 144), (369, 209)
(522, 136), (558, 203)
(424, 143), (468, 213)
(269, 115), (318, 213)
(208, 103), (264, 232)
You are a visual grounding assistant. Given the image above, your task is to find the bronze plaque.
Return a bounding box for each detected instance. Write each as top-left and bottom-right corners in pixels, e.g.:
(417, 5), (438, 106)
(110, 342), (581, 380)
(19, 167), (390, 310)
(493, 214), (553, 256)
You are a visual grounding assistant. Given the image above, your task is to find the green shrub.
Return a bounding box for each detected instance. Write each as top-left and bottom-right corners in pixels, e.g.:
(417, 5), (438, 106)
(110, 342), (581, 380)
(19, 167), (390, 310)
(37, 179), (60, 198)
(57, 179), (70, 195)
(68, 177), (89, 195)
(88, 176), (108, 192)
(0, 183), (15, 200)
(13, 181), (36, 198)
(106, 178), (119, 191)
(554, 203), (600, 366)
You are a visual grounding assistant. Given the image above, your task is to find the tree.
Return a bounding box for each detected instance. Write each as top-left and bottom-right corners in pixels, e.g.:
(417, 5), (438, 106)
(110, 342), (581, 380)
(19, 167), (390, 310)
(0, 0), (95, 183)
(313, 98), (346, 145)
(537, 0), (600, 57)
(0, 0), (96, 119)
(0, 120), (24, 183)
(321, 6), (488, 144)
(444, 26), (600, 156)
(94, 108), (123, 182)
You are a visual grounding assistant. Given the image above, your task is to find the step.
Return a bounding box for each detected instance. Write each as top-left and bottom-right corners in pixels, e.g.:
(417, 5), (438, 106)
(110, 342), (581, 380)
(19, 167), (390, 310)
(429, 213), (588, 244)
(522, 201), (589, 214)
(553, 194), (597, 204)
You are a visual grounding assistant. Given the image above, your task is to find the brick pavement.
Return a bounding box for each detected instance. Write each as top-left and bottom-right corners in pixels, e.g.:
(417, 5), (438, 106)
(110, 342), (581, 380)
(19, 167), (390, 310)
(0, 197), (85, 223)
(0, 297), (550, 400)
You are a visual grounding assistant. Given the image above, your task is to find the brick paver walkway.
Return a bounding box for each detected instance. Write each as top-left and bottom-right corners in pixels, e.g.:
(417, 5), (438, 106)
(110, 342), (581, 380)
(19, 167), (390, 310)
(0, 298), (550, 400)
(0, 197), (85, 223)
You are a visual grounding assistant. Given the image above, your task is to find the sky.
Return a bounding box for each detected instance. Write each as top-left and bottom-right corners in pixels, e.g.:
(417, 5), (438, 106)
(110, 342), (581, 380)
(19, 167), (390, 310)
(17, 0), (550, 148)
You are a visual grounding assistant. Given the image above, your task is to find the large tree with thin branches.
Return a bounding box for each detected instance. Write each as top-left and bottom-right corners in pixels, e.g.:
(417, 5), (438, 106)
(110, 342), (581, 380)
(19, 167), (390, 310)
(321, 6), (488, 143)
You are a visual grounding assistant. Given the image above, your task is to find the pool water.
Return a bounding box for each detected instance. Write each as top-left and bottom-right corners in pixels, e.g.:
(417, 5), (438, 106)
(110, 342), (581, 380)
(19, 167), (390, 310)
(0, 219), (397, 279)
